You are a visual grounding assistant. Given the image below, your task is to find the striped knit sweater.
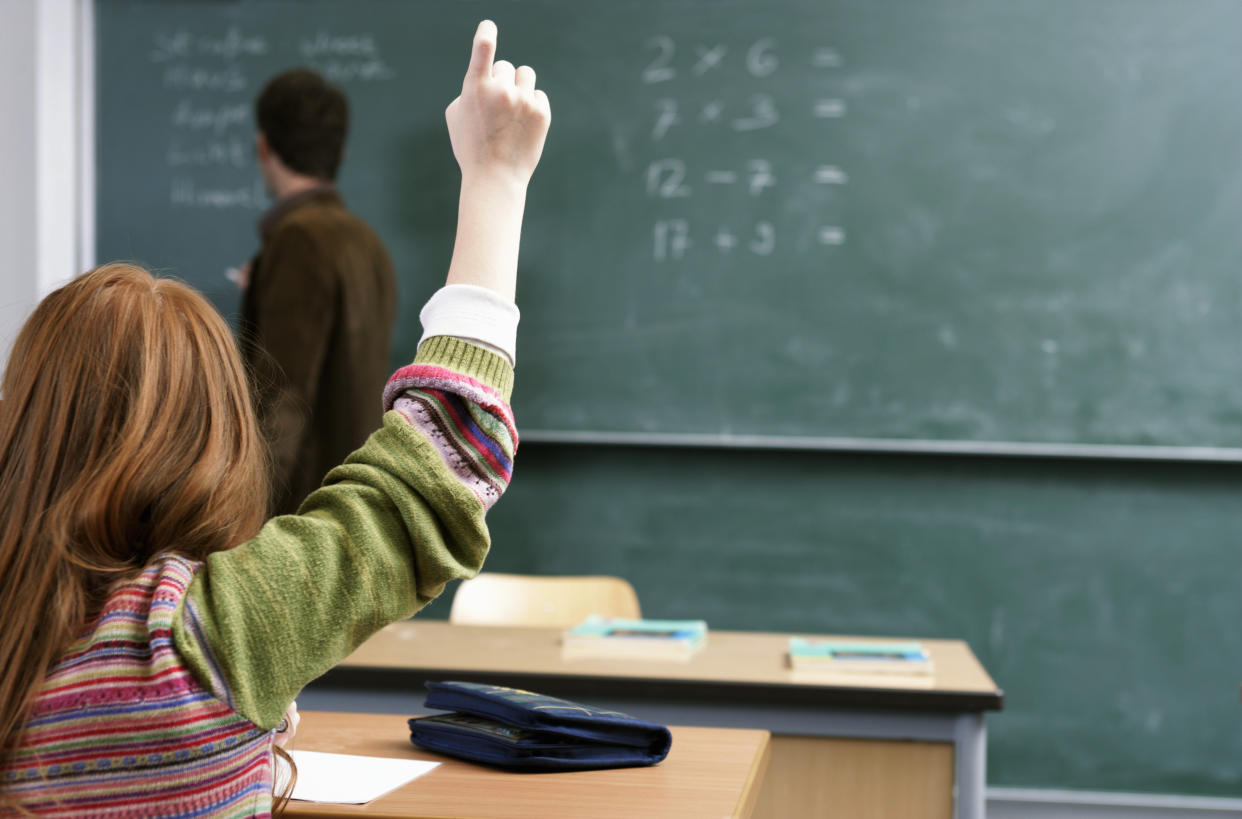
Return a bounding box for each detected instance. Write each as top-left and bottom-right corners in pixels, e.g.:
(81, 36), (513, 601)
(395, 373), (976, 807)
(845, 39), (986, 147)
(1, 337), (516, 817)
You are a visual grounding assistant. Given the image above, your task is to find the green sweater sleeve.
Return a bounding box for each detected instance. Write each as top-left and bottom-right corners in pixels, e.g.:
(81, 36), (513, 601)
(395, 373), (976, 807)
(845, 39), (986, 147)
(171, 337), (516, 729)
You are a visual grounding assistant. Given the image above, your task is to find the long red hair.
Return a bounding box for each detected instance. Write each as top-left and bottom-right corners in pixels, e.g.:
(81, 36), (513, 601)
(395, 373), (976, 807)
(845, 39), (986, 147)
(0, 264), (270, 777)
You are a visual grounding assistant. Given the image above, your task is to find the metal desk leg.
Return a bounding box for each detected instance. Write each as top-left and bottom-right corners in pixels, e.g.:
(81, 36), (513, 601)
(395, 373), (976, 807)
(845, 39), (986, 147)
(954, 713), (986, 819)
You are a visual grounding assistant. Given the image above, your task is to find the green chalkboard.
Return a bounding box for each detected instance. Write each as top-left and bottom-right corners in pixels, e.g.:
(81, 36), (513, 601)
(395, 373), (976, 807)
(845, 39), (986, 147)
(96, 0), (1242, 448)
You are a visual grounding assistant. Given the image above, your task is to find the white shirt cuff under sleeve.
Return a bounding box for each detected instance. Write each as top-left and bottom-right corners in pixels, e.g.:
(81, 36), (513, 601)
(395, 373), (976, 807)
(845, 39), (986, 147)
(418, 284), (520, 366)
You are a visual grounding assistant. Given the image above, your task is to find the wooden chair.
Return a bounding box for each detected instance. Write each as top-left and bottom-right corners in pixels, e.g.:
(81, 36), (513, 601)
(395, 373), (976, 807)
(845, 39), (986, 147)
(449, 572), (641, 627)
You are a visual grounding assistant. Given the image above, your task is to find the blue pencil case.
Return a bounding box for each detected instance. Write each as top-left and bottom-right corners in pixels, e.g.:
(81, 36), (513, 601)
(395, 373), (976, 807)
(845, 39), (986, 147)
(408, 680), (672, 771)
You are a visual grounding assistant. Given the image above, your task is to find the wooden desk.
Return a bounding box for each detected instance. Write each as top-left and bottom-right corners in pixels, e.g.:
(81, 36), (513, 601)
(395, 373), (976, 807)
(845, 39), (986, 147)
(285, 711), (770, 819)
(302, 623), (1003, 819)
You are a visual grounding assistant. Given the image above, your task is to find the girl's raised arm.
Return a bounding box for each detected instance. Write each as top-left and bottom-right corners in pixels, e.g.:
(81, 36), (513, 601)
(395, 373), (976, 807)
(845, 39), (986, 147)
(172, 20), (549, 730)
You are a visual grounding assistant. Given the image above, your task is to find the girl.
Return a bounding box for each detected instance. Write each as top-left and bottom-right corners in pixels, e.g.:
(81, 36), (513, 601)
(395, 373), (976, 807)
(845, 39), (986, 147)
(0, 20), (548, 817)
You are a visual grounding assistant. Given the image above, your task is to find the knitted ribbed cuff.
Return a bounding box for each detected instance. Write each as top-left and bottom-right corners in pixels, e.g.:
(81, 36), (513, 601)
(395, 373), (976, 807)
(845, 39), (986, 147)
(412, 336), (515, 401)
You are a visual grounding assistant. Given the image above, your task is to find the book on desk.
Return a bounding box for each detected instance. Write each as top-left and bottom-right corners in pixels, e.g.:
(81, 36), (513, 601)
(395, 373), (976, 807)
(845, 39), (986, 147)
(787, 637), (934, 675)
(561, 616), (708, 661)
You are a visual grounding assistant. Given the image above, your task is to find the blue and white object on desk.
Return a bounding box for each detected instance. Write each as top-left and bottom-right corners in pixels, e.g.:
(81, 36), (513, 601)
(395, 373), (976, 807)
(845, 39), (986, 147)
(561, 616), (708, 661)
(410, 681), (673, 771)
(788, 637), (934, 675)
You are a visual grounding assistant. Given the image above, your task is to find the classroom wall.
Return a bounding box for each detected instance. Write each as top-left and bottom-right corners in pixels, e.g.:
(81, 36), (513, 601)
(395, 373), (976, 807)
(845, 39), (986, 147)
(0, 1), (40, 364)
(0, 0), (91, 371)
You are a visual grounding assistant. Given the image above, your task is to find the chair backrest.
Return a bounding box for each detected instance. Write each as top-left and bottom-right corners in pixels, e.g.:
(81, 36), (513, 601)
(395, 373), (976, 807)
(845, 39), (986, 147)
(449, 572), (642, 627)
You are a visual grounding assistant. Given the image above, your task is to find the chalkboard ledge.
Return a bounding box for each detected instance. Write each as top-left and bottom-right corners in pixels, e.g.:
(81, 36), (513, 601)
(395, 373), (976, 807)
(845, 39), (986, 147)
(519, 430), (1242, 463)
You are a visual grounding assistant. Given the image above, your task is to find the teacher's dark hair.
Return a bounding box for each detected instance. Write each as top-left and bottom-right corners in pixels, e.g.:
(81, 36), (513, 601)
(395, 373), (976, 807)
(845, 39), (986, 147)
(256, 68), (350, 181)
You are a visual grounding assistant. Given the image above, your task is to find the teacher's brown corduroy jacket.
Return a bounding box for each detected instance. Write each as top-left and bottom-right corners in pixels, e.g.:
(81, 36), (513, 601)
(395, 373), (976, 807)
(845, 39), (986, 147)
(241, 187), (397, 516)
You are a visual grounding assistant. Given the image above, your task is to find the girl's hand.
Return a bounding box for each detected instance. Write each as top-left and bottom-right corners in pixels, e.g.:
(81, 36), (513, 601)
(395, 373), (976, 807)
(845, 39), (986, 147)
(445, 20), (551, 188)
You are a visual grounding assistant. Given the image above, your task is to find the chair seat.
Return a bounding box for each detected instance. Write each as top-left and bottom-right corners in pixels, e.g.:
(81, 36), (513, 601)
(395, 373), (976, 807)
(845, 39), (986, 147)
(449, 573), (641, 627)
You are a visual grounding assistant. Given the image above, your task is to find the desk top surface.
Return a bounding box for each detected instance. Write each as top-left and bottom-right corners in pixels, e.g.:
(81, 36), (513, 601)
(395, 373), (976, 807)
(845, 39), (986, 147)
(338, 621), (1003, 712)
(285, 711), (769, 819)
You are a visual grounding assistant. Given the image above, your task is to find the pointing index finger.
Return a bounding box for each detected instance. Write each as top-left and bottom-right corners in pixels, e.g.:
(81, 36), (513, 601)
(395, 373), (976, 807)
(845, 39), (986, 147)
(467, 20), (497, 81)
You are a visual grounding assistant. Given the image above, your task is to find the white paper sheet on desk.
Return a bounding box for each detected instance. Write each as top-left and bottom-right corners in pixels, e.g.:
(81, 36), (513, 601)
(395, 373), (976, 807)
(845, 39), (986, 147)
(282, 749), (439, 804)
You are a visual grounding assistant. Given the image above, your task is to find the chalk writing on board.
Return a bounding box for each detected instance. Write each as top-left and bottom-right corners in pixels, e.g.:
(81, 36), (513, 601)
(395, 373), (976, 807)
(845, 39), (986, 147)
(646, 159), (692, 198)
(747, 160), (776, 195)
(815, 165), (848, 184)
(171, 178), (266, 209)
(198, 29), (269, 60)
(818, 226), (846, 245)
(813, 98), (846, 118)
(655, 220), (779, 258)
(154, 28), (394, 209)
(648, 160), (782, 197)
(167, 139), (249, 169)
(811, 47), (843, 68)
(653, 220), (692, 260)
(693, 45), (727, 75)
(300, 32), (379, 58)
(171, 102), (250, 134)
(301, 32), (396, 82)
(746, 39), (778, 77)
(163, 65), (248, 92)
(750, 222), (776, 255)
(640, 36), (846, 260)
(151, 29), (269, 63)
(642, 36), (677, 83)
(732, 95), (780, 131)
(652, 99), (679, 140)
(316, 60), (396, 83)
(643, 37), (785, 83)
